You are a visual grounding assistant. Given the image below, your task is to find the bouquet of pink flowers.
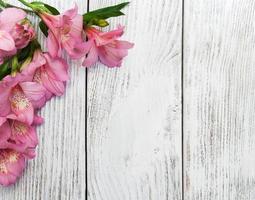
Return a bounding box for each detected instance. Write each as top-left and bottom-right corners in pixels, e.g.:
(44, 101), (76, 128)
(0, 0), (133, 186)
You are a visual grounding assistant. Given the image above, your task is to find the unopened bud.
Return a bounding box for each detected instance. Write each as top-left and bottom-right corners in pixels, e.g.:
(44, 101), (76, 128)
(97, 19), (109, 27)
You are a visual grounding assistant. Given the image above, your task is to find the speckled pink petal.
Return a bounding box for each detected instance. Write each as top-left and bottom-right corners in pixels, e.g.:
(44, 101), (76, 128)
(6, 119), (38, 152)
(0, 149), (26, 186)
(19, 82), (47, 109)
(9, 86), (34, 125)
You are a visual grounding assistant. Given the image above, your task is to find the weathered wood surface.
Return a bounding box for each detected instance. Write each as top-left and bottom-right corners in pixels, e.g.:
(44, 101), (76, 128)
(1, 1), (86, 199)
(184, 0), (255, 199)
(87, 0), (182, 200)
(1, 0), (255, 199)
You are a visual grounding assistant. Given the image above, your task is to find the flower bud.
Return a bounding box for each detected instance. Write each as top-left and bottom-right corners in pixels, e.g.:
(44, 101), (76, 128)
(96, 19), (109, 27)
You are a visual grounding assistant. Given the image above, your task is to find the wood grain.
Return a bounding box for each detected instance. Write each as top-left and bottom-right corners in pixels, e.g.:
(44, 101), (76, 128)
(87, 0), (182, 199)
(184, 0), (255, 199)
(0, 1), (86, 199)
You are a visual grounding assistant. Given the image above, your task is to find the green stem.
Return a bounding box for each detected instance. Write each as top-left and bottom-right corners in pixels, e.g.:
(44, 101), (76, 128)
(6, 3), (34, 13)
(0, 0), (33, 13)
(0, 61), (11, 81)
(17, 0), (48, 14)
(17, 0), (32, 8)
(6, 3), (33, 13)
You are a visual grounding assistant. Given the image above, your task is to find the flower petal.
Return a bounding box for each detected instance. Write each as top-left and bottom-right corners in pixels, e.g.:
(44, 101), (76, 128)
(44, 53), (69, 81)
(115, 40), (134, 49)
(82, 42), (98, 67)
(21, 50), (46, 76)
(47, 31), (61, 58)
(98, 46), (123, 67)
(0, 117), (6, 126)
(8, 119), (38, 151)
(63, 39), (89, 59)
(68, 14), (83, 40)
(63, 4), (78, 19)
(9, 87), (34, 125)
(19, 82), (46, 109)
(0, 87), (11, 117)
(96, 26), (124, 46)
(0, 8), (26, 32)
(41, 69), (66, 96)
(0, 121), (11, 147)
(33, 115), (44, 126)
(0, 31), (16, 51)
(0, 149), (26, 186)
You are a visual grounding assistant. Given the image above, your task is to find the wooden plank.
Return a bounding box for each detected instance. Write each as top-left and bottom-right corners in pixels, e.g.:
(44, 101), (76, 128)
(184, 1), (255, 199)
(87, 0), (182, 199)
(0, 1), (86, 199)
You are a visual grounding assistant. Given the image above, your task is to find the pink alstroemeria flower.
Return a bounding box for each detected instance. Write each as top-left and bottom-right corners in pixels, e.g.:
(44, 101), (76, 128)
(35, 53), (69, 97)
(0, 8), (27, 64)
(39, 5), (88, 59)
(0, 149), (26, 186)
(0, 74), (46, 124)
(23, 50), (69, 98)
(11, 21), (36, 50)
(83, 26), (134, 68)
(0, 115), (38, 156)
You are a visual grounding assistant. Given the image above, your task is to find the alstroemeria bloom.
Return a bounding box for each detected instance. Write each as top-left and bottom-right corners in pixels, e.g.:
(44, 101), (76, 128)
(0, 149), (26, 186)
(0, 74), (46, 124)
(23, 50), (69, 98)
(83, 26), (134, 68)
(0, 115), (38, 156)
(39, 5), (88, 59)
(0, 8), (27, 64)
(11, 20), (36, 50)
(35, 53), (68, 97)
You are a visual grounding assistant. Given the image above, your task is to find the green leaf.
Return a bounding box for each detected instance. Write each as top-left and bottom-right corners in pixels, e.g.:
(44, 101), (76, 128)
(0, 0), (7, 8)
(39, 21), (48, 37)
(31, 1), (50, 12)
(83, 2), (129, 27)
(31, 1), (59, 15)
(30, 1), (45, 5)
(17, 42), (32, 61)
(0, 39), (41, 80)
(0, 61), (11, 80)
(44, 3), (60, 15)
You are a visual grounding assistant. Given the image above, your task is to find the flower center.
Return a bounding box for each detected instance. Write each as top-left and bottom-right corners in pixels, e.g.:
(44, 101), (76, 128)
(10, 87), (30, 111)
(0, 150), (19, 174)
(0, 163), (7, 174)
(12, 121), (28, 136)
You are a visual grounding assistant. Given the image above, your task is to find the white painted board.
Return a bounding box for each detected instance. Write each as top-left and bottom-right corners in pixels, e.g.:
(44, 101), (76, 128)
(87, 0), (182, 199)
(184, 0), (255, 199)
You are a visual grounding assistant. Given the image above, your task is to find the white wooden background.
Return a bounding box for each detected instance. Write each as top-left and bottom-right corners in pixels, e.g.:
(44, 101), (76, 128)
(1, 0), (255, 199)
